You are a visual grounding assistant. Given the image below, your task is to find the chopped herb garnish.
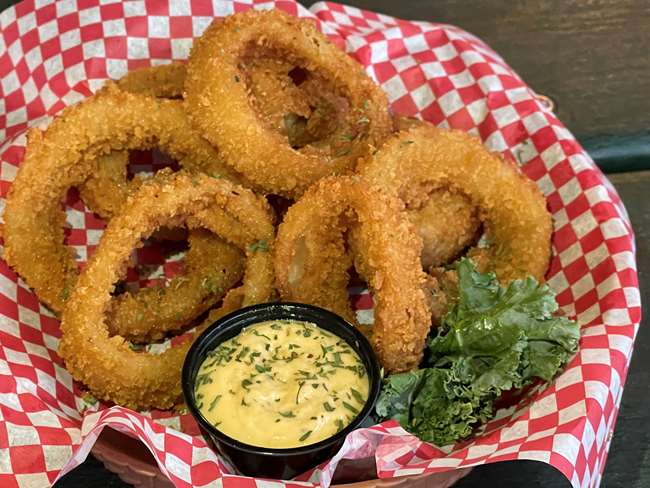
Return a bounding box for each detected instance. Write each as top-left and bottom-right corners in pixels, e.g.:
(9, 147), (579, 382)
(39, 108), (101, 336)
(255, 364), (271, 374)
(241, 378), (253, 390)
(252, 329), (271, 340)
(332, 352), (342, 366)
(342, 401), (360, 415)
(83, 392), (97, 404)
(173, 276), (190, 290)
(201, 276), (222, 294)
(279, 411), (296, 418)
(296, 381), (305, 404)
(208, 395), (222, 411)
(323, 402), (335, 412)
(350, 388), (365, 405)
(195, 373), (214, 386)
(236, 346), (250, 362)
(335, 419), (345, 432)
(248, 240), (269, 252)
(299, 430), (312, 442)
(60, 284), (72, 302)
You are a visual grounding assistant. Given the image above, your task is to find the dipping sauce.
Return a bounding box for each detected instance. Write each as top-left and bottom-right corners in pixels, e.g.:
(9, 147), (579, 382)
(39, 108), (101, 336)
(194, 319), (369, 448)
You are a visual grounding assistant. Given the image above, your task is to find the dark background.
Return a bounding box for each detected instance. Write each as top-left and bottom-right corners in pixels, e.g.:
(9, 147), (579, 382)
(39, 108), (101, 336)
(0, 0), (647, 487)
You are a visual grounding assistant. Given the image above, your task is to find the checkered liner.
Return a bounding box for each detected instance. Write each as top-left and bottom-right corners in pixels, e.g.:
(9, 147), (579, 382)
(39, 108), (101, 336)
(0, 1), (641, 487)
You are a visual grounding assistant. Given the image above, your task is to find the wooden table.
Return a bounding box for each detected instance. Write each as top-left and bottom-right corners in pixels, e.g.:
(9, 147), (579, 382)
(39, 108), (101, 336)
(0, 0), (644, 486)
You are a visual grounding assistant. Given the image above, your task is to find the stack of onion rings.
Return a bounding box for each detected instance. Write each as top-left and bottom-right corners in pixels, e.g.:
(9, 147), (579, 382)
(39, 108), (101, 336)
(2, 9), (556, 412)
(3, 85), (241, 316)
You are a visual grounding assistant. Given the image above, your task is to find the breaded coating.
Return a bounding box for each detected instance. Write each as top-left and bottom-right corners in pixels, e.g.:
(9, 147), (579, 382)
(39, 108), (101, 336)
(385, 117), (482, 269)
(58, 172), (275, 409)
(275, 176), (431, 373)
(79, 64), (235, 220)
(358, 124), (552, 283)
(105, 230), (244, 342)
(116, 62), (186, 99)
(185, 9), (392, 197)
(3, 85), (239, 314)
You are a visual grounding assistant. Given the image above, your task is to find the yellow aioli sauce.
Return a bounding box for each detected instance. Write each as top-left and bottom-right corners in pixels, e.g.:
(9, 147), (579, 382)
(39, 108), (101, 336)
(194, 319), (369, 448)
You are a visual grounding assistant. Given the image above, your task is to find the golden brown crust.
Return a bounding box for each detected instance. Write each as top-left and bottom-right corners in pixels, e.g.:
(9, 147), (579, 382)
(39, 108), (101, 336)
(358, 124), (552, 283)
(105, 230), (244, 343)
(58, 172), (275, 410)
(79, 65), (236, 220)
(3, 85), (238, 313)
(274, 176), (431, 373)
(115, 63), (186, 99)
(379, 117), (483, 269)
(185, 9), (392, 197)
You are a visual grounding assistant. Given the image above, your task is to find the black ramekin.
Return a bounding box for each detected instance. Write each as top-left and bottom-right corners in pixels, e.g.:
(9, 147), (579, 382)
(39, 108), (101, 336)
(182, 302), (382, 480)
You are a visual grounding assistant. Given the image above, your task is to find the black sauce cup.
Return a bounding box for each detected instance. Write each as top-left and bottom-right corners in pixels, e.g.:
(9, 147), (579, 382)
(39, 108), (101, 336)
(182, 302), (382, 480)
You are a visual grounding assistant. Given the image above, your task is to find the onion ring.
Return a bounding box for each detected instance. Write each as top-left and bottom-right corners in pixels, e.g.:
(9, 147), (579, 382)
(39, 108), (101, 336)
(78, 71), (235, 342)
(105, 229), (244, 342)
(114, 62), (186, 99)
(385, 118), (483, 269)
(59, 172), (275, 410)
(3, 84), (239, 314)
(358, 124), (552, 282)
(274, 176), (430, 372)
(185, 9), (392, 197)
(78, 64), (234, 220)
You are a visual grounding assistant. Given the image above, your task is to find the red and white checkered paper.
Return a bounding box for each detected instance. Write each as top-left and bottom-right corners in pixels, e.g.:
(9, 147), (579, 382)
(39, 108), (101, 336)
(0, 1), (641, 487)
